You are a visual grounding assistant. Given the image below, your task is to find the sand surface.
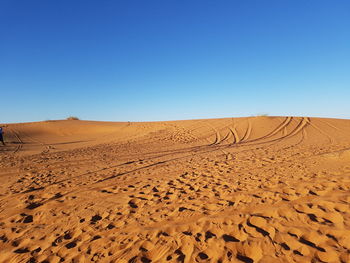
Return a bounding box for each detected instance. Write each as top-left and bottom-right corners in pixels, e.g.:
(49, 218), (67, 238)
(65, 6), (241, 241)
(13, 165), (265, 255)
(1, 116), (350, 263)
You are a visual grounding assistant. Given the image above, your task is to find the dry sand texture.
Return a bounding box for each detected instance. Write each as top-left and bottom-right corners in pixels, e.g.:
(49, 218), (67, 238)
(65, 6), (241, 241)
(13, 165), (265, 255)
(1, 116), (350, 263)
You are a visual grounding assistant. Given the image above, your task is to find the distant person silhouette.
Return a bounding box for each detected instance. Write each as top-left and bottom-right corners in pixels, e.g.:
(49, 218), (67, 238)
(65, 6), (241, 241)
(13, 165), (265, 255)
(0, 127), (5, 145)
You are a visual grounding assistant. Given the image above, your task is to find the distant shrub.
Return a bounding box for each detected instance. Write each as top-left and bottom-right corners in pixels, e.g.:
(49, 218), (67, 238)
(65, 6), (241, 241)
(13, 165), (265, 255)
(255, 113), (269, 117)
(66, 116), (80, 120)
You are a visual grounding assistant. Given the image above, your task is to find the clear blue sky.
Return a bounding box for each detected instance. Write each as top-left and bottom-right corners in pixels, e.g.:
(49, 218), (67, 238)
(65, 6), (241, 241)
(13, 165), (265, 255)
(1, 0), (350, 123)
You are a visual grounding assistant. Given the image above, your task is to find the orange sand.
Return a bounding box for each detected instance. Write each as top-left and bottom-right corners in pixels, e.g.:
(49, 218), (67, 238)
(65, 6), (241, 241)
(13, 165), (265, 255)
(1, 116), (350, 262)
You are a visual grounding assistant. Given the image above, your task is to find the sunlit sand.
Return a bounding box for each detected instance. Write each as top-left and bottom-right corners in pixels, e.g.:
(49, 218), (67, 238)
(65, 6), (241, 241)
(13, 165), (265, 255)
(1, 116), (350, 262)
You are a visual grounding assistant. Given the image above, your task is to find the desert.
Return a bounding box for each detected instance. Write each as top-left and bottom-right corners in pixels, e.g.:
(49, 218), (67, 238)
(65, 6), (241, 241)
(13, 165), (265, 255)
(1, 116), (350, 262)
(2, 0), (350, 262)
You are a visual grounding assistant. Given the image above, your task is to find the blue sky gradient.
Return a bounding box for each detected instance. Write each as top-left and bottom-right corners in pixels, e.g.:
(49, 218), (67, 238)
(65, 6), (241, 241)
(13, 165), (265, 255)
(1, 0), (350, 123)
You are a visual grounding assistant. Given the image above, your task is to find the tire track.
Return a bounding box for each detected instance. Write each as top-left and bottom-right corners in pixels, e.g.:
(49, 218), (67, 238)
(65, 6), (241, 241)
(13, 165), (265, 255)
(308, 121), (334, 143)
(206, 122), (221, 146)
(224, 117), (309, 150)
(318, 119), (350, 139)
(10, 128), (23, 154)
(24, 118), (312, 203)
(253, 116), (292, 142)
(225, 116), (292, 147)
(287, 117), (309, 137)
(319, 119), (342, 132)
(111, 117), (302, 164)
(240, 119), (252, 142)
(257, 117), (309, 145)
(219, 130), (232, 144)
(227, 119), (240, 145)
(89, 117), (304, 166)
(5, 118), (309, 192)
(5, 119), (312, 203)
(229, 126), (240, 144)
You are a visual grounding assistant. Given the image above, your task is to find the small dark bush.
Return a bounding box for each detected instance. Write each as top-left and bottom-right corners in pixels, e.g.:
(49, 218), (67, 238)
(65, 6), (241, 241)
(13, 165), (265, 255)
(66, 116), (80, 120)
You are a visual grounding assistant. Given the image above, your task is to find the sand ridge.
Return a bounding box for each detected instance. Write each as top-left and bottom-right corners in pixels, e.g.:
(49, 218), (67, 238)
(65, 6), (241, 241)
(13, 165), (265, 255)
(1, 116), (350, 262)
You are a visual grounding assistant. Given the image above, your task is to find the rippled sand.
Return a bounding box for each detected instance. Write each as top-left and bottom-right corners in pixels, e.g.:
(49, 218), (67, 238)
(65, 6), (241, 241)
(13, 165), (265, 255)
(1, 116), (350, 262)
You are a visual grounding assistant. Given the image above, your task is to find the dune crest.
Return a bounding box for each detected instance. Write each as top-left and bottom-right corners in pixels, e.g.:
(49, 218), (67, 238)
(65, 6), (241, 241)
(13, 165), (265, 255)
(1, 116), (350, 262)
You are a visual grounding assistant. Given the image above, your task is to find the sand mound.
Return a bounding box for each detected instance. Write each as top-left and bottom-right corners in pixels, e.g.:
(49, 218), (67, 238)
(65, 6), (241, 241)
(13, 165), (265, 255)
(1, 116), (350, 262)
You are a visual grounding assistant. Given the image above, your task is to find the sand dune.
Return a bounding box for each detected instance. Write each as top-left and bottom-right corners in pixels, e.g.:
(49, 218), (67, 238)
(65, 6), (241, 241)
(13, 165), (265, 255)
(1, 116), (350, 262)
